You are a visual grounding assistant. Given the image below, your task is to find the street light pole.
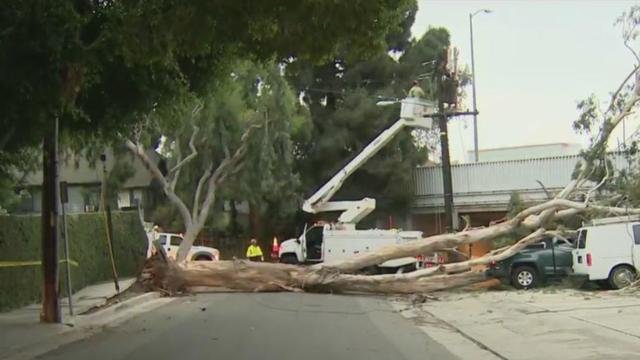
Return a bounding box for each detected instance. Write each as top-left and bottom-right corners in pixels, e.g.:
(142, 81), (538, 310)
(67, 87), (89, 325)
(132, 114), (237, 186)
(469, 9), (491, 163)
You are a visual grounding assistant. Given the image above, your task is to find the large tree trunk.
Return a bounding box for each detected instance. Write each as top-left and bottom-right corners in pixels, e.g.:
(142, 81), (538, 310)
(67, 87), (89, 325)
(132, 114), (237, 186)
(141, 254), (486, 295)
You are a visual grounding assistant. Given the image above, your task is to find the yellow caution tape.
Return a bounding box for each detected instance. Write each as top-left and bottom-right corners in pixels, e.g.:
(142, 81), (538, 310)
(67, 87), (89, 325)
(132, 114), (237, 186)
(0, 259), (79, 268)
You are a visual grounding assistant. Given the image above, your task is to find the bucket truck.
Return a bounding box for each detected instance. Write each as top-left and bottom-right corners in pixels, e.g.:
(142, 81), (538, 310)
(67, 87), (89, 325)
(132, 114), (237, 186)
(278, 98), (436, 271)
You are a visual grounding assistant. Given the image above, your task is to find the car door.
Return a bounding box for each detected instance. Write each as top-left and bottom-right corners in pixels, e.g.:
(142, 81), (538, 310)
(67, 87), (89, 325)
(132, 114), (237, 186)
(304, 225), (324, 261)
(166, 235), (183, 260)
(632, 224), (640, 271)
(534, 239), (555, 275)
(572, 229), (588, 275)
(552, 237), (574, 275)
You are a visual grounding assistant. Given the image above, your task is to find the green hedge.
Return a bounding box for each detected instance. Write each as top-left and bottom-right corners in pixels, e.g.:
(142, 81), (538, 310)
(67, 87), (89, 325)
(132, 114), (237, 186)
(0, 211), (147, 312)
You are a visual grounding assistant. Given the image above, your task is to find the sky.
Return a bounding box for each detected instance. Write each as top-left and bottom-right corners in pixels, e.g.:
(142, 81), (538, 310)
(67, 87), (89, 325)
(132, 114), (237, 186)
(412, 0), (639, 162)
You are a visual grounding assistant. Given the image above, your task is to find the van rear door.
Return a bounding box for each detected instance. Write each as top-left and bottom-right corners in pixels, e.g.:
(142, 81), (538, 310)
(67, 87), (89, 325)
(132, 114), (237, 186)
(632, 224), (640, 272)
(572, 229), (589, 275)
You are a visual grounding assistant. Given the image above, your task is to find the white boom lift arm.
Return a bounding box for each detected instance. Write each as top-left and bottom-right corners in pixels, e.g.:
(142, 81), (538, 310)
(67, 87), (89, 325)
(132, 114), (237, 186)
(302, 98), (436, 226)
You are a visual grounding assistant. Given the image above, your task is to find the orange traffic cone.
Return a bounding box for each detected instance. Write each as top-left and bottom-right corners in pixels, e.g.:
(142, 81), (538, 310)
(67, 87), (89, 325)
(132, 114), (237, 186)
(271, 237), (279, 261)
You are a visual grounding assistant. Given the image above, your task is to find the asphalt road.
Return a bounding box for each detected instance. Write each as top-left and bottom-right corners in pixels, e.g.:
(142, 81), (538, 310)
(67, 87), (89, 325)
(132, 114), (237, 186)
(38, 293), (456, 360)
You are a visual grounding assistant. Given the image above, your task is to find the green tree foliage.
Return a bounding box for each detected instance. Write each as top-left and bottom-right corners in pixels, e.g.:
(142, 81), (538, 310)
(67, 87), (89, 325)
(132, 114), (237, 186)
(0, 149), (39, 212)
(1, 0), (411, 174)
(146, 60), (309, 240)
(287, 25), (451, 218)
(229, 62), (310, 238)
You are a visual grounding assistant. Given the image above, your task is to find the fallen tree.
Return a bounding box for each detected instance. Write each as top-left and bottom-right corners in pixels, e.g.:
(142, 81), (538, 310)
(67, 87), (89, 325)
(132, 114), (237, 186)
(149, 229), (546, 294)
(140, 9), (640, 295)
(140, 247), (487, 295)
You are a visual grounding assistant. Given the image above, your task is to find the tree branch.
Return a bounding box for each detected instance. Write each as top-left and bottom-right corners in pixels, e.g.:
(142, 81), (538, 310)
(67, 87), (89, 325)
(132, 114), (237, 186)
(624, 35), (640, 66)
(595, 91), (640, 152)
(606, 66), (639, 115)
(125, 139), (193, 229)
(554, 199), (640, 218)
(209, 124), (261, 185)
(460, 215), (471, 231)
(168, 125), (200, 175)
(585, 155), (610, 203)
(442, 229), (546, 274)
(536, 180), (552, 200)
(169, 138), (182, 192)
(192, 162), (214, 219)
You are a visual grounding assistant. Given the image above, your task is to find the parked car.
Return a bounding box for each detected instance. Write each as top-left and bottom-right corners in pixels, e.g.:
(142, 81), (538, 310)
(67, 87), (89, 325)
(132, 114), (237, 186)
(486, 236), (574, 289)
(147, 231), (220, 261)
(572, 216), (640, 289)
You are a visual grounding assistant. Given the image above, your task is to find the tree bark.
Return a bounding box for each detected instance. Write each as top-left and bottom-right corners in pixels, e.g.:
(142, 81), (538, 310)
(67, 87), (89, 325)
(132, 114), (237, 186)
(141, 254), (486, 295)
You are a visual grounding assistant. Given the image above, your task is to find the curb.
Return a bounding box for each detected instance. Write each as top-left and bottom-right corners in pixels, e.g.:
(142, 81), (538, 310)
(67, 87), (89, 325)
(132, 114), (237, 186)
(76, 292), (162, 326)
(3, 292), (172, 360)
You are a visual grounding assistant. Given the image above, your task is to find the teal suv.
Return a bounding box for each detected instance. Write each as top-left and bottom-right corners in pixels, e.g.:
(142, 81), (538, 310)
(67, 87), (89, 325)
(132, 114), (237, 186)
(486, 236), (574, 289)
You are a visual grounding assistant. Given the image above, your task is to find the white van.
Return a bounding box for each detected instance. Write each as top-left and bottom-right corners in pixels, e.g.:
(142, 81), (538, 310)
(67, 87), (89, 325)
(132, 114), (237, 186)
(572, 216), (640, 289)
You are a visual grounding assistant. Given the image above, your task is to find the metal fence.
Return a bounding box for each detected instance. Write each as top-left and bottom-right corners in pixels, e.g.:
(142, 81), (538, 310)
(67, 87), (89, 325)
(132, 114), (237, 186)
(413, 153), (632, 210)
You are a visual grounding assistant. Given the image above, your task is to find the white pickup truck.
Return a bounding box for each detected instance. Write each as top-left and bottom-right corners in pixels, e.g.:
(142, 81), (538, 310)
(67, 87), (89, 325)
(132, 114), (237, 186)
(147, 232), (220, 261)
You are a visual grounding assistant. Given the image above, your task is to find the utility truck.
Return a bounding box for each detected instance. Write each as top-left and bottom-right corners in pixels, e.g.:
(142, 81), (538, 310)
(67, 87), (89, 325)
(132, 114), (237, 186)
(572, 216), (640, 289)
(278, 98), (435, 271)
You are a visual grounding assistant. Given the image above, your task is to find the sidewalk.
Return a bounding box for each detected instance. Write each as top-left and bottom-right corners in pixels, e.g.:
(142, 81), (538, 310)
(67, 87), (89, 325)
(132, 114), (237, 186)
(0, 278), (171, 360)
(401, 289), (640, 360)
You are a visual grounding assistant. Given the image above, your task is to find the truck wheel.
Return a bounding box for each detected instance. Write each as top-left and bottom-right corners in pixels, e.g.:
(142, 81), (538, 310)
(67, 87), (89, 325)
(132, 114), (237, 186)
(193, 254), (213, 261)
(608, 265), (636, 289)
(511, 266), (538, 289)
(280, 254), (299, 264)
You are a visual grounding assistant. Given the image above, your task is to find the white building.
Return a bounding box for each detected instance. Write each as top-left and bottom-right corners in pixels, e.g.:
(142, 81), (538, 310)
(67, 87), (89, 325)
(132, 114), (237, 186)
(466, 143), (582, 163)
(19, 149), (157, 214)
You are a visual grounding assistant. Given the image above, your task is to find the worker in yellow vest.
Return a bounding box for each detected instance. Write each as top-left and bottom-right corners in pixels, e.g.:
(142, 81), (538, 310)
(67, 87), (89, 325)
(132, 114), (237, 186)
(246, 238), (264, 262)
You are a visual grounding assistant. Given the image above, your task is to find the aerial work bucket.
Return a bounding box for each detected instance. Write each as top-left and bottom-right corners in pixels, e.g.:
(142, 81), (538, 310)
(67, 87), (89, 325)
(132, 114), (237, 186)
(400, 98), (435, 121)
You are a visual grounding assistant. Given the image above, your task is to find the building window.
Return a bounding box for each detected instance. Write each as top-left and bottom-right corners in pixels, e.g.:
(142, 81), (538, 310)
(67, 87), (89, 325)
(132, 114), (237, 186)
(81, 186), (100, 212)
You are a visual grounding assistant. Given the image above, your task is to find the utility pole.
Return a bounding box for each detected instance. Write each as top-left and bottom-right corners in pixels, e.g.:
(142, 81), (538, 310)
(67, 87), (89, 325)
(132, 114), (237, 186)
(433, 47), (458, 232)
(438, 115), (455, 231)
(432, 46), (478, 232)
(41, 118), (61, 323)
